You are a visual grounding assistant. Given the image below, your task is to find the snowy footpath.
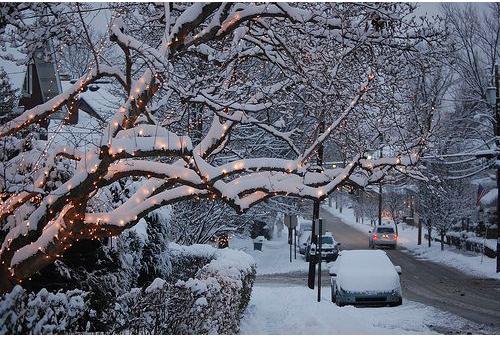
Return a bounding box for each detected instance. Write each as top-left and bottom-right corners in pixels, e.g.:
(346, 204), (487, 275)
(240, 286), (482, 334)
(231, 225), (488, 334)
(230, 230), (308, 275)
(323, 204), (500, 281)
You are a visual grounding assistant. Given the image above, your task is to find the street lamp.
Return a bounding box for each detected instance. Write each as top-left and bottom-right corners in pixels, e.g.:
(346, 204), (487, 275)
(485, 64), (499, 273)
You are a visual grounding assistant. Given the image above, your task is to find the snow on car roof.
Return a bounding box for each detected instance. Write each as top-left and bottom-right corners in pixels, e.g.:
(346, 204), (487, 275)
(332, 250), (400, 293)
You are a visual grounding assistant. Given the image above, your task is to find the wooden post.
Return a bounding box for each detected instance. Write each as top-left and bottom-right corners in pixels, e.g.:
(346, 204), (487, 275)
(418, 219), (422, 245)
(317, 219), (323, 302)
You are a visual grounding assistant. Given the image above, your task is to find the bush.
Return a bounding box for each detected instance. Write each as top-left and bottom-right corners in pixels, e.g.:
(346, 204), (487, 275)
(0, 286), (90, 334)
(250, 220), (272, 240)
(0, 244), (256, 334)
(111, 244), (256, 334)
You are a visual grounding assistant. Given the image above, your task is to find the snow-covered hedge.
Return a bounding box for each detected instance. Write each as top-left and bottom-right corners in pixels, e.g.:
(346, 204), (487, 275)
(0, 244), (256, 334)
(446, 231), (496, 258)
(111, 244), (256, 334)
(0, 286), (90, 334)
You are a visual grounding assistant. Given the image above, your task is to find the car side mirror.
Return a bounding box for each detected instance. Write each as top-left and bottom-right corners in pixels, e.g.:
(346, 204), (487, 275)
(336, 242), (341, 246)
(368, 230), (371, 234)
(394, 266), (402, 275)
(329, 271), (337, 277)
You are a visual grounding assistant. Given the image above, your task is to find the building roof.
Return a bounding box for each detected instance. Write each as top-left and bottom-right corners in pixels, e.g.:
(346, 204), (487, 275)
(480, 188), (497, 208)
(49, 80), (121, 150)
(61, 79), (120, 120)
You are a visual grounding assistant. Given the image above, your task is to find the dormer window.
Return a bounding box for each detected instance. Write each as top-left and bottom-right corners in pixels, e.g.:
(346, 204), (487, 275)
(22, 63), (33, 97)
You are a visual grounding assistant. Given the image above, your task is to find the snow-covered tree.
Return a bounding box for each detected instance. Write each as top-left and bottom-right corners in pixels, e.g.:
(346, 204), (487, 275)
(0, 3), (445, 293)
(417, 163), (476, 249)
(0, 67), (18, 125)
(433, 4), (500, 177)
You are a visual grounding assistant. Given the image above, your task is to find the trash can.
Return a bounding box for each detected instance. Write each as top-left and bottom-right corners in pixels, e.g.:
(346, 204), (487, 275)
(253, 236), (264, 251)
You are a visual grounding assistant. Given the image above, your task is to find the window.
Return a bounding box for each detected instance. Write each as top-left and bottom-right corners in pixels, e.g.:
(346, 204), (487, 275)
(22, 64), (33, 97)
(322, 236), (334, 244)
(34, 55), (60, 101)
(377, 227), (394, 234)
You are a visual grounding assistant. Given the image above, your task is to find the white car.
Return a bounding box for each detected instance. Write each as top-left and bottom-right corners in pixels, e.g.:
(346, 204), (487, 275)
(330, 250), (402, 306)
(369, 224), (397, 249)
(298, 231), (311, 255)
(298, 219), (312, 235)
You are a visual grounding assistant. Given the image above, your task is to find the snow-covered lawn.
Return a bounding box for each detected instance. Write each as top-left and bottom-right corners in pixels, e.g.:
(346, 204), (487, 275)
(240, 285), (482, 334)
(323, 204), (500, 280)
(230, 230), (308, 275)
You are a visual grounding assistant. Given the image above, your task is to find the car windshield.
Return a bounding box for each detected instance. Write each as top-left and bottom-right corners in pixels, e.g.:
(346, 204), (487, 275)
(322, 236), (334, 244)
(377, 227), (394, 234)
(301, 223), (312, 231)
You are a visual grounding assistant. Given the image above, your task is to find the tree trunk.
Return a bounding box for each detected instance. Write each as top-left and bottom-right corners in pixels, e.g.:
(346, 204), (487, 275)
(427, 224), (432, 247)
(440, 232), (444, 251)
(0, 265), (14, 294)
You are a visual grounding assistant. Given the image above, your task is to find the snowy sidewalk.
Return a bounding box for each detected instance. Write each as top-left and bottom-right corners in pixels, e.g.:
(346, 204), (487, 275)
(240, 285), (487, 334)
(323, 204), (500, 281)
(230, 232), (308, 275)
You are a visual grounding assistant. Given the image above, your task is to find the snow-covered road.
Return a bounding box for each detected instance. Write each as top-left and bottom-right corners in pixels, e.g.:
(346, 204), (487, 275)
(321, 206), (500, 331)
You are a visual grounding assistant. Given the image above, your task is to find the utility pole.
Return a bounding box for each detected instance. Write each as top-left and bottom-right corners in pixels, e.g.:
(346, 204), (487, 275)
(308, 117), (324, 289)
(495, 65), (500, 273)
(317, 219), (323, 302)
(378, 146), (383, 226)
(488, 64), (500, 273)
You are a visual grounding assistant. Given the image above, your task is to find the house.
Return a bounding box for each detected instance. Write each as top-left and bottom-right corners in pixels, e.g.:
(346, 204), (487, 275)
(1, 45), (113, 125)
(1, 45), (119, 147)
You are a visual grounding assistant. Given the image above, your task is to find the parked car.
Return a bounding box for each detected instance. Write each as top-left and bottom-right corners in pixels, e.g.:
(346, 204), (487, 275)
(369, 223), (397, 249)
(298, 219), (312, 235)
(330, 250), (402, 306)
(299, 231), (311, 255)
(306, 232), (340, 262)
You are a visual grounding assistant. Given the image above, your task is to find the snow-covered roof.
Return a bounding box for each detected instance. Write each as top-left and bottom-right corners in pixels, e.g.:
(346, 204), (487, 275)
(48, 108), (104, 150)
(0, 47), (28, 92)
(61, 80), (120, 119)
(472, 175), (496, 189)
(480, 188), (497, 208)
(47, 80), (121, 150)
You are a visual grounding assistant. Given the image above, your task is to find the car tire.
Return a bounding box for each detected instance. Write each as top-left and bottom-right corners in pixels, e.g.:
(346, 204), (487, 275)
(391, 298), (403, 307)
(335, 294), (344, 307)
(392, 244), (397, 250)
(331, 287), (336, 303)
(305, 254), (309, 262)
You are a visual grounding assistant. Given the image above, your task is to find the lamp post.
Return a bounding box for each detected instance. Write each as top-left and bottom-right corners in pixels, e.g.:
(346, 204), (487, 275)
(486, 64), (499, 273)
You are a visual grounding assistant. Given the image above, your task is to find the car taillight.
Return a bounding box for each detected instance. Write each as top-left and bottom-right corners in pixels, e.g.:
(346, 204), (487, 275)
(373, 234), (378, 240)
(393, 234), (397, 240)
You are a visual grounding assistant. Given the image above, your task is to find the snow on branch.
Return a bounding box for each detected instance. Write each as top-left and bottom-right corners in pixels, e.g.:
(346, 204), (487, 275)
(0, 66), (125, 138)
(0, 2), (440, 292)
